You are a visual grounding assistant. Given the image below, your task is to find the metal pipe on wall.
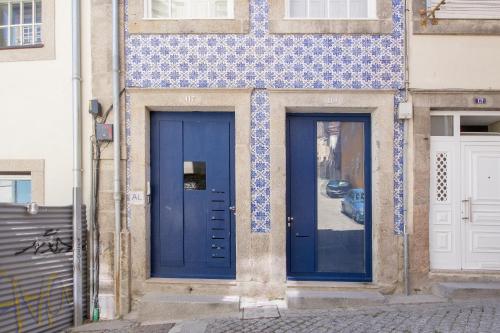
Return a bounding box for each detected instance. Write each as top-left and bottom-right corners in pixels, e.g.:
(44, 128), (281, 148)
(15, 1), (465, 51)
(403, 120), (410, 296)
(112, 0), (122, 318)
(403, 0), (411, 296)
(72, 0), (83, 326)
(89, 135), (95, 318)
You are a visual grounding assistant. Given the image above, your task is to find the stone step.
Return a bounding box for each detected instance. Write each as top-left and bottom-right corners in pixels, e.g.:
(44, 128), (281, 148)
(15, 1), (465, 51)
(386, 294), (447, 305)
(137, 293), (240, 322)
(432, 282), (500, 300)
(286, 289), (385, 309)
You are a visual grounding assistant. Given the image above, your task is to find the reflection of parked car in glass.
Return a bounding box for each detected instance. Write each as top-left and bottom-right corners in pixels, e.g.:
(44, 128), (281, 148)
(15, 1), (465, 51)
(341, 189), (365, 224)
(326, 180), (351, 198)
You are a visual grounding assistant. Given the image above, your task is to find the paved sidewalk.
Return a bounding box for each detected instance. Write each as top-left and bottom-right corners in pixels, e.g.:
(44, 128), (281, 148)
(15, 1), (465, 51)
(69, 321), (175, 333)
(71, 300), (500, 333)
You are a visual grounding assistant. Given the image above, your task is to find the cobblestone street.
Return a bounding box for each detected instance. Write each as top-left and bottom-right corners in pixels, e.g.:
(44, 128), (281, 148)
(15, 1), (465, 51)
(202, 301), (500, 333)
(71, 300), (500, 333)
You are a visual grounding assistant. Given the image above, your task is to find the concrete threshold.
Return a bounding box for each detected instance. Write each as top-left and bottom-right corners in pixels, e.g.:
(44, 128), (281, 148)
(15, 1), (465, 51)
(138, 293), (241, 322)
(146, 277), (238, 286)
(286, 289), (386, 309)
(429, 270), (500, 282)
(386, 294), (447, 305)
(432, 282), (500, 300)
(286, 280), (380, 289)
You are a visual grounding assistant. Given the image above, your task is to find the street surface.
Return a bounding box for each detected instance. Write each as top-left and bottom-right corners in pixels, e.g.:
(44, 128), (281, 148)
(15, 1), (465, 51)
(70, 300), (500, 333)
(204, 300), (500, 333)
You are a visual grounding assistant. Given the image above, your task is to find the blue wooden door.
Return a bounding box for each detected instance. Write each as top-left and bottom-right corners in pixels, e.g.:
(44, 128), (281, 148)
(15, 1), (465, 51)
(287, 114), (372, 281)
(151, 112), (235, 279)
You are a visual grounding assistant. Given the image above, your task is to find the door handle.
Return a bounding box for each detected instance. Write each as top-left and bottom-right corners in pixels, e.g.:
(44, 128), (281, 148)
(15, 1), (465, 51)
(461, 198), (469, 222)
(468, 197), (473, 224)
(229, 206), (236, 215)
(462, 197), (472, 223)
(287, 216), (294, 227)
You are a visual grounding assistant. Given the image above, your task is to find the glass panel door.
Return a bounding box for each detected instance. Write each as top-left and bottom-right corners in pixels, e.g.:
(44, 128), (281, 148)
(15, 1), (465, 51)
(287, 114), (371, 281)
(317, 121), (366, 274)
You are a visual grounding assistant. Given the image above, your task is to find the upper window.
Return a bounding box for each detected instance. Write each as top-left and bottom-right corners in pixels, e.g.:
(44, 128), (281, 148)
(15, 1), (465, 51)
(415, 0), (500, 34)
(0, 175), (32, 204)
(270, 0), (392, 33)
(0, 0), (42, 49)
(428, 0), (500, 19)
(287, 0), (376, 19)
(145, 0), (234, 19)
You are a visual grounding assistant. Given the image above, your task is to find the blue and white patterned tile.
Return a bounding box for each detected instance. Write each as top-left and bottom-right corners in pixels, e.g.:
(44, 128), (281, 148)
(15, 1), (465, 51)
(251, 90), (271, 232)
(394, 91), (406, 235)
(125, 0), (404, 90)
(124, 0), (406, 233)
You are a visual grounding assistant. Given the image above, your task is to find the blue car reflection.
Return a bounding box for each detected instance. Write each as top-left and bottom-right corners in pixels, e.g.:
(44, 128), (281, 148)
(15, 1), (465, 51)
(341, 189), (365, 224)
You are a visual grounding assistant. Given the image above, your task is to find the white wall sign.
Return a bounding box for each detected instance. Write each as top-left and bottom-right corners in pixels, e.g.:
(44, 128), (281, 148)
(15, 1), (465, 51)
(129, 191), (145, 205)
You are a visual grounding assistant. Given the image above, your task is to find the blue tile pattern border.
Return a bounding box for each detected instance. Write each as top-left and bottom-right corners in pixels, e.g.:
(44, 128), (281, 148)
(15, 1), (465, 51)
(250, 90), (271, 232)
(124, 0), (406, 233)
(393, 91), (405, 235)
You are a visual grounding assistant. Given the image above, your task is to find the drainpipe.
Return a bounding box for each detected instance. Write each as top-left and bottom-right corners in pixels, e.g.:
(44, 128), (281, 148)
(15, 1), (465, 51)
(72, 0), (83, 326)
(403, 0), (411, 296)
(89, 134), (96, 318)
(403, 121), (410, 296)
(112, 0), (121, 317)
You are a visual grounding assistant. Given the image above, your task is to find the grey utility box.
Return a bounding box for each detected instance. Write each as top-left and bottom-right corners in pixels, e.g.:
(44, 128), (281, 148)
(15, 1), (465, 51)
(96, 124), (113, 142)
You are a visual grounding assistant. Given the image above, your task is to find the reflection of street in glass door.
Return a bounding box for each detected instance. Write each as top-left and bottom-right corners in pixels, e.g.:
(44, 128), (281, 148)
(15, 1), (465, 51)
(317, 179), (363, 231)
(316, 121), (366, 274)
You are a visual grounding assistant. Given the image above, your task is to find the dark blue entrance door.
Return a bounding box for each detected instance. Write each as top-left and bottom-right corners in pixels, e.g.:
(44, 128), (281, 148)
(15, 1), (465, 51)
(151, 112), (235, 279)
(287, 114), (372, 281)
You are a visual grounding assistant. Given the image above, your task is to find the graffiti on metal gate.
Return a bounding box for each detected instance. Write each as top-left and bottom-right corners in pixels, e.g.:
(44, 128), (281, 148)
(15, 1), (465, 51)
(0, 271), (72, 333)
(14, 228), (72, 255)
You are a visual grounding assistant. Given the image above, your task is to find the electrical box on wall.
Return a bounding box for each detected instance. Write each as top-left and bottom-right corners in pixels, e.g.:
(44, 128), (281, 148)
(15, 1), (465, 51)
(96, 124), (113, 141)
(88, 99), (102, 116)
(398, 102), (413, 120)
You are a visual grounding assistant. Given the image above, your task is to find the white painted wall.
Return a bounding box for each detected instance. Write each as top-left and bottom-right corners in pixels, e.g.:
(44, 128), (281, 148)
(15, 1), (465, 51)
(0, 0), (92, 206)
(410, 35), (500, 90)
(410, 2), (500, 90)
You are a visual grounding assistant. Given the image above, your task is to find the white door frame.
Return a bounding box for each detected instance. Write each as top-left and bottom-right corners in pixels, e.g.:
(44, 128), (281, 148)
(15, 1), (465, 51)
(429, 111), (500, 271)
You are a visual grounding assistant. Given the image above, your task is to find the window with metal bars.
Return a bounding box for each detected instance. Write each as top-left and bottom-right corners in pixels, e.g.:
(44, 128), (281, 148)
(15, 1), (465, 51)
(0, 0), (41, 48)
(427, 0), (500, 19)
(287, 0), (376, 19)
(145, 0), (234, 19)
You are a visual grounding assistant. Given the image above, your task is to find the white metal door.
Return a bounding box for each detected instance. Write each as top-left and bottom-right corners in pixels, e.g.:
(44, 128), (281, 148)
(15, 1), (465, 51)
(461, 141), (500, 270)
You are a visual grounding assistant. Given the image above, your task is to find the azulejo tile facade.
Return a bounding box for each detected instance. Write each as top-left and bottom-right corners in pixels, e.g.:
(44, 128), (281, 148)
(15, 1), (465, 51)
(124, 0), (405, 233)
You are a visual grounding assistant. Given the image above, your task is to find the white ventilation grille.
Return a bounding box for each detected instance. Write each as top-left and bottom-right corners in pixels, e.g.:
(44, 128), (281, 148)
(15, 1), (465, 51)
(428, 0), (500, 19)
(435, 152), (449, 203)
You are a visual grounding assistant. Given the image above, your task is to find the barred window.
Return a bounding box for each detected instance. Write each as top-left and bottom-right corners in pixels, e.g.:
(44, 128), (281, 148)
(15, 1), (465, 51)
(287, 0), (376, 19)
(0, 0), (41, 48)
(145, 0), (234, 19)
(428, 0), (500, 19)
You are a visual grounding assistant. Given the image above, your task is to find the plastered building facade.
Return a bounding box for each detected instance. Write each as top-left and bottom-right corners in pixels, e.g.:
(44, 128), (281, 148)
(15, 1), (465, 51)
(0, 0), (92, 208)
(408, 0), (500, 293)
(89, 0), (500, 321)
(90, 0), (408, 320)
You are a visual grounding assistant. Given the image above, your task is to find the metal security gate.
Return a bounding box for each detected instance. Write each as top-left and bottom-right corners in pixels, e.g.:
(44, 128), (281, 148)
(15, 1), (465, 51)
(0, 204), (87, 333)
